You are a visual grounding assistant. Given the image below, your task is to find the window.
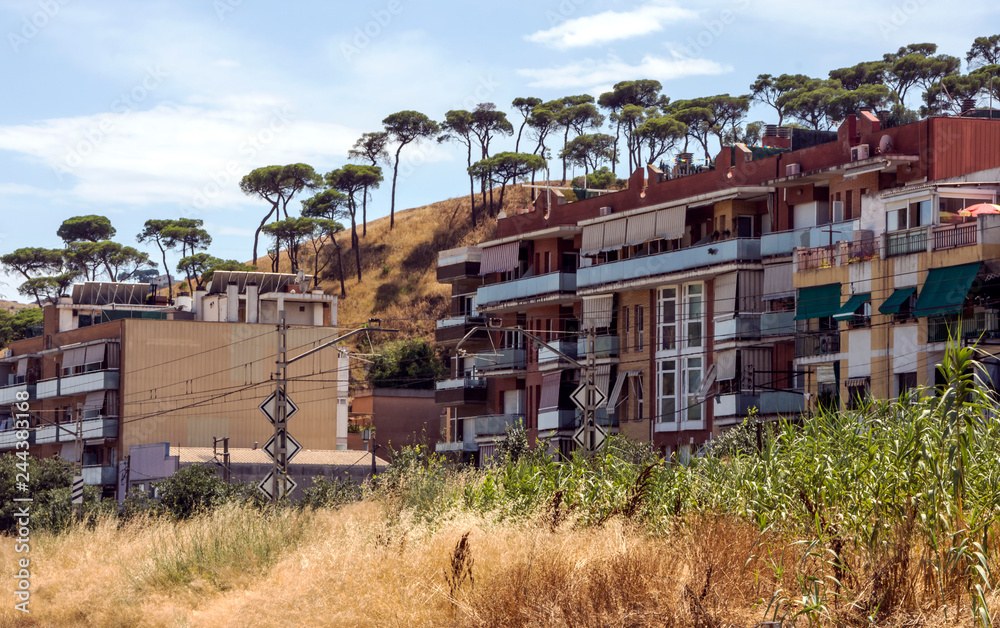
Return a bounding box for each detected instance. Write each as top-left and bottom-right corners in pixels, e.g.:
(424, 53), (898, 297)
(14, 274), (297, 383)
(633, 375), (644, 421)
(737, 215), (753, 238)
(685, 357), (703, 423)
(851, 302), (872, 329)
(887, 207), (907, 232)
(846, 379), (870, 410)
(622, 306), (631, 352)
(658, 288), (677, 351)
(896, 292), (916, 322)
(657, 359), (676, 423)
(635, 305), (644, 352)
(897, 372), (917, 400)
(685, 284), (703, 348)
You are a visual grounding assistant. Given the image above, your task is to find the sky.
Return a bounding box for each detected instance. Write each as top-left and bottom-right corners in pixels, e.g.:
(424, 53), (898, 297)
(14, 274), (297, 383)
(0, 0), (997, 301)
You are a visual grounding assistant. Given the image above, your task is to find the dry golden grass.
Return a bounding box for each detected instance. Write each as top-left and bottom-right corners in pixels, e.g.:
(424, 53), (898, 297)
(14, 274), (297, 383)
(2, 501), (993, 627)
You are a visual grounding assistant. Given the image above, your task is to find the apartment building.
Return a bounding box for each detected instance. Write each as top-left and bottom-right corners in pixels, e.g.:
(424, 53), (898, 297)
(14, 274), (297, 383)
(436, 112), (1000, 460)
(0, 271), (348, 498)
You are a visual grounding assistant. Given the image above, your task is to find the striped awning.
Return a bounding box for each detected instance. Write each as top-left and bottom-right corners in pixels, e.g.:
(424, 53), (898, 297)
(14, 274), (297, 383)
(600, 219), (627, 252)
(581, 224), (604, 256)
(61, 347), (87, 369)
(540, 373), (561, 411)
(763, 263), (793, 300)
(582, 295), (613, 330)
(84, 344), (105, 366)
(83, 391), (105, 411)
(479, 242), (519, 275)
(717, 350), (737, 381)
(16, 358), (27, 377)
(624, 212), (657, 246)
(655, 206), (686, 240)
(715, 273), (738, 319)
(596, 364), (611, 408)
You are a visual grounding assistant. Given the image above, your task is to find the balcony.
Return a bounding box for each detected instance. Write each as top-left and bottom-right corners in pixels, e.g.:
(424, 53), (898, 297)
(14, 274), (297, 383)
(760, 391), (805, 416)
(576, 335), (619, 359)
(33, 417), (118, 446)
(932, 223), (978, 251)
(794, 237), (880, 271)
(761, 221), (858, 257)
(36, 370), (119, 399)
(435, 315), (488, 345)
(477, 272), (576, 309)
(435, 440), (478, 453)
(472, 349), (527, 373)
(0, 383), (34, 405)
(794, 332), (841, 358)
(928, 311), (1000, 343)
(434, 378), (488, 406)
(578, 238), (760, 290)
(761, 311), (796, 336)
(538, 409), (578, 431)
(796, 244), (837, 271)
(714, 394), (760, 425)
(82, 465), (117, 485)
(437, 247), (482, 282)
(714, 314), (761, 342)
(474, 414), (522, 437)
(884, 227), (928, 257)
(537, 340), (579, 366)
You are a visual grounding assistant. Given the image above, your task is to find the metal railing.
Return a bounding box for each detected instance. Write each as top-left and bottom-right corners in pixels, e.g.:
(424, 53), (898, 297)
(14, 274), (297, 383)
(932, 223), (977, 250)
(796, 245), (837, 270)
(884, 227), (927, 257)
(845, 238), (879, 262)
(435, 377), (488, 390)
(794, 332), (841, 357)
(928, 311), (1000, 343)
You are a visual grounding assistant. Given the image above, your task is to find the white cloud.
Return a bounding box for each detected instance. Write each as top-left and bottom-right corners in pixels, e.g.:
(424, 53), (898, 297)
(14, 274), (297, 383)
(0, 99), (359, 212)
(517, 54), (730, 90)
(525, 2), (696, 49)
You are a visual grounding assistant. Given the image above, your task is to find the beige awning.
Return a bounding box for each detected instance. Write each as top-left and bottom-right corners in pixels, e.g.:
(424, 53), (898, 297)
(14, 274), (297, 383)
(596, 364), (611, 408)
(763, 263), (793, 300)
(715, 273), (738, 319)
(84, 344), (105, 366)
(582, 295), (613, 330)
(15, 358), (27, 377)
(742, 348), (772, 388)
(655, 206), (686, 240)
(600, 219), (627, 252)
(61, 347), (87, 369)
(83, 391), (105, 411)
(624, 212), (657, 246)
(581, 224), (604, 256)
(737, 270), (764, 313)
(817, 364), (836, 384)
(717, 350), (737, 381)
(480, 242), (519, 275)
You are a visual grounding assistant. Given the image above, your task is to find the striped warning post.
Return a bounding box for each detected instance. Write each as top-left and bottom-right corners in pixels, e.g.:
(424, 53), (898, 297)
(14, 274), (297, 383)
(71, 476), (84, 504)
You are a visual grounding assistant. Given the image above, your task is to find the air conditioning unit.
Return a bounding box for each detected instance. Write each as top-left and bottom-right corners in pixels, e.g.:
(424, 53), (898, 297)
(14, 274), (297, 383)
(786, 163), (801, 176)
(851, 144), (869, 161)
(832, 201), (844, 223)
(599, 206), (612, 216)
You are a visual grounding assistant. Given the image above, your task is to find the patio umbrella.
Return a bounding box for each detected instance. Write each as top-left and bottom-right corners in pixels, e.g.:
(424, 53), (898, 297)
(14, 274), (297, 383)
(959, 203), (1000, 217)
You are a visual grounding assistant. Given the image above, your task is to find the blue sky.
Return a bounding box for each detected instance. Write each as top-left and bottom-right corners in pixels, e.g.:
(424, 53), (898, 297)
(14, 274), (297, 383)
(0, 0), (996, 300)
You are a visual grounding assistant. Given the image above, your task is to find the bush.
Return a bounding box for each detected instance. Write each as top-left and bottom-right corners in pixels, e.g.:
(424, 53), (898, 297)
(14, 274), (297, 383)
(299, 475), (362, 509)
(155, 464), (229, 519)
(367, 338), (446, 390)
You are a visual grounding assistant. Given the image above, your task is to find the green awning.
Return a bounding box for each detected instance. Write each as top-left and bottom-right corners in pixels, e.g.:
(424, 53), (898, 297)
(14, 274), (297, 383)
(878, 287), (916, 315)
(832, 293), (871, 322)
(794, 284), (842, 320)
(914, 262), (981, 318)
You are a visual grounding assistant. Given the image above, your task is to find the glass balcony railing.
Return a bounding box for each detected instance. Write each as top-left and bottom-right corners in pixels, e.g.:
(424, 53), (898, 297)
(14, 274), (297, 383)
(477, 272), (576, 308)
(714, 314), (761, 341)
(576, 335), (619, 359)
(474, 414), (523, 437)
(578, 239), (760, 289)
(761, 221), (858, 257)
(761, 311), (796, 336)
(537, 340), (579, 364)
(794, 332), (841, 357)
(472, 349), (527, 372)
(36, 370), (119, 399)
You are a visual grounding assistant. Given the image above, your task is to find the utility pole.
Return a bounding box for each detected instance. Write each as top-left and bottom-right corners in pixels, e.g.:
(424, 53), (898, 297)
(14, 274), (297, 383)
(213, 436), (231, 483)
(72, 403), (83, 518)
(266, 316), (397, 503)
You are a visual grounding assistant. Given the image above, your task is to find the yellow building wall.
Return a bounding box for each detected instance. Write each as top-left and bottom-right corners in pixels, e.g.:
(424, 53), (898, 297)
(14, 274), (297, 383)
(120, 320), (343, 452)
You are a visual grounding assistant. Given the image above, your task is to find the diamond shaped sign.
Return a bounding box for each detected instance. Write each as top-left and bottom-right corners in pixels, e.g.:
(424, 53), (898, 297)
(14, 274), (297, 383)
(263, 431), (302, 463)
(257, 471), (297, 500)
(259, 391), (298, 424)
(572, 419), (607, 452)
(570, 382), (606, 411)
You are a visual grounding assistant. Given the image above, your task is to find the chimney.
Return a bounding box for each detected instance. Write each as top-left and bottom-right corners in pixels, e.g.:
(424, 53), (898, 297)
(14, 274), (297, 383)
(193, 287), (207, 317)
(226, 281), (239, 322)
(961, 98), (977, 116)
(246, 282), (259, 324)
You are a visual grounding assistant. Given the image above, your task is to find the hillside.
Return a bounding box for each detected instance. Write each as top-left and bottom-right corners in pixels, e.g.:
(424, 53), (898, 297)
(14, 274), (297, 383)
(255, 186), (541, 337)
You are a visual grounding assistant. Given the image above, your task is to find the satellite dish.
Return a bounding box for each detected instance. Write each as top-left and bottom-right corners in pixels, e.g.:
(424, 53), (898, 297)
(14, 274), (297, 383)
(878, 134), (892, 154)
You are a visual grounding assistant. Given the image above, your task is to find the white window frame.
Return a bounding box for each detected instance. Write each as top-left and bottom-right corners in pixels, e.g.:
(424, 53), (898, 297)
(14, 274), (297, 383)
(655, 281), (706, 431)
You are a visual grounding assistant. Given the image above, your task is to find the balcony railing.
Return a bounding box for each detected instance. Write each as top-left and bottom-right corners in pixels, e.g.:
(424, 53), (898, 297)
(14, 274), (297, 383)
(538, 409), (578, 431)
(435, 377), (487, 390)
(33, 417), (118, 446)
(0, 383), (35, 406)
(845, 238), (879, 262)
(761, 221), (858, 257)
(82, 465), (117, 485)
(474, 414), (522, 437)
(928, 311), (1000, 343)
(436, 314), (484, 329)
(537, 340), (579, 365)
(760, 390), (805, 416)
(794, 332), (841, 358)
(477, 272), (576, 308)
(932, 223), (978, 251)
(472, 349), (527, 372)
(434, 378), (488, 406)
(884, 227), (927, 257)
(578, 238), (761, 289)
(36, 370), (119, 399)
(761, 311), (796, 336)
(796, 244), (837, 270)
(714, 314), (761, 342)
(576, 335), (619, 359)
(714, 393), (760, 422)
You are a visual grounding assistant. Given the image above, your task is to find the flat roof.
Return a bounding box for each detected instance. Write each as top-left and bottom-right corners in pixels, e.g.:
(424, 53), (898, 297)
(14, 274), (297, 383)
(172, 446), (389, 467)
(207, 271), (313, 295)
